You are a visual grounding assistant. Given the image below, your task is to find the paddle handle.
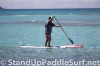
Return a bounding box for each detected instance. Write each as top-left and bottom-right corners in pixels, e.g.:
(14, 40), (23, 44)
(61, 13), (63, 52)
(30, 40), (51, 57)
(54, 17), (74, 44)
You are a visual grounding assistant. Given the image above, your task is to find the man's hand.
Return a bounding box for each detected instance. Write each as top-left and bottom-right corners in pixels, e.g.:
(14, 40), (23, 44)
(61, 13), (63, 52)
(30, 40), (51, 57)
(52, 16), (55, 18)
(55, 25), (61, 27)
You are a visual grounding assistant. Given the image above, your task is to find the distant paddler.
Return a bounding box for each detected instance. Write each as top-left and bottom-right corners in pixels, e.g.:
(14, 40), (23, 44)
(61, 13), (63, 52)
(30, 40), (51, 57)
(45, 16), (61, 47)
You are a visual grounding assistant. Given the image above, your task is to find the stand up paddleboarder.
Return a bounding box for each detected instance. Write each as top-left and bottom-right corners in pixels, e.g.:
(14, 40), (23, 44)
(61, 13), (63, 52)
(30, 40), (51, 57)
(45, 16), (61, 47)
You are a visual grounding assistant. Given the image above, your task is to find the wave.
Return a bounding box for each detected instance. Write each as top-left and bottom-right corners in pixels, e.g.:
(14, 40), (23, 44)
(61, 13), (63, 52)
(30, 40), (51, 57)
(0, 12), (100, 16)
(0, 14), (33, 17)
(10, 15), (32, 17)
(0, 20), (37, 24)
(64, 13), (100, 16)
(77, 13), (100, 15)
(32, 20), (36, 22)
(0, 20), (100, 26)
(14, 15), (28, 16)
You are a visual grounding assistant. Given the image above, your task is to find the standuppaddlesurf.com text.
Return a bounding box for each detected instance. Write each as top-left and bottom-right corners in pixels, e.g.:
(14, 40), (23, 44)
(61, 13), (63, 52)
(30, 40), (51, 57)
(0, 59), (100, 66)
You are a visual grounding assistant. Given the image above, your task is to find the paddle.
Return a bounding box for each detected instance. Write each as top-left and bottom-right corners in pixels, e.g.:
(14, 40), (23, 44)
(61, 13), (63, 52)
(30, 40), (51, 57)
(54, 17), (74, 44)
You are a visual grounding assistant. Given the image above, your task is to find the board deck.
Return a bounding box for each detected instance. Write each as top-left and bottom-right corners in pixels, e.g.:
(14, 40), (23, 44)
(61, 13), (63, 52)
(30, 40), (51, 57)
(20, 44), (84, 48)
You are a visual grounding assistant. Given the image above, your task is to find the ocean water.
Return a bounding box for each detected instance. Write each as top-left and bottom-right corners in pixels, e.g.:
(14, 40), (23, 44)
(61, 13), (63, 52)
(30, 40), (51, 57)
(0, 8), (100, 66)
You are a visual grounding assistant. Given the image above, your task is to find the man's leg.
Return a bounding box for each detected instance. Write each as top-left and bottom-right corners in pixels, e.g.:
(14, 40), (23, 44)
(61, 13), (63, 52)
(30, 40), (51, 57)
(48, 35), (52, 47)
(45, 35), (52, 47)
(45, 40), (52, 47)
(45, 35), (48, 47)
(45, 40), (47, 46)
(48, 41), (50, 47)
(48, 41), (51, 47)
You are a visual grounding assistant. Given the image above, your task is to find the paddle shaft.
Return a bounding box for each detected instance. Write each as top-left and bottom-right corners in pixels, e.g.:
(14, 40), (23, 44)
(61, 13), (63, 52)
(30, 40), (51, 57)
(54, 17), (74, 44)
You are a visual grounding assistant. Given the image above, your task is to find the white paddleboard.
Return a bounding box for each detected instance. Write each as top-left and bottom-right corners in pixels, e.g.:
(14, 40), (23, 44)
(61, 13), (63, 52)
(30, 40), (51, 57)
(67, 44), (84, 48)
(20, 44), (84, 48)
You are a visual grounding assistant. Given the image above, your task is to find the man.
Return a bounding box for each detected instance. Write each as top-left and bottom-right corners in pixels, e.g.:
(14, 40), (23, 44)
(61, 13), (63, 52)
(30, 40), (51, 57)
(45, 16), (61, 47)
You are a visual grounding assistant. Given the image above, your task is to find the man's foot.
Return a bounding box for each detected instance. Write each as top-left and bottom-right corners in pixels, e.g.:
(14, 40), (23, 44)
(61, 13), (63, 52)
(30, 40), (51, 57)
(47, 45), (52, 47)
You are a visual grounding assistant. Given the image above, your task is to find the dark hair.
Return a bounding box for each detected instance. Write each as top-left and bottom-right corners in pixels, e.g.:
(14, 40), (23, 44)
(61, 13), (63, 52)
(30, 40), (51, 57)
(48, 17), (51, 19)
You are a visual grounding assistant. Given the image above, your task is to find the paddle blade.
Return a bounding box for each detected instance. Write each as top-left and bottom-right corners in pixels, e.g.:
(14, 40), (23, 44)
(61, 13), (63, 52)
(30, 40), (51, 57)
(68, 37), (74, 44)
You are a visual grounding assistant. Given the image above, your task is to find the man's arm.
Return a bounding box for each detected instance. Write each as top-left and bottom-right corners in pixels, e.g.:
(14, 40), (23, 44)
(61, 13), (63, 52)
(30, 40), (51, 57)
(48, 16), (55, 22)
(55, 25), (61, 27)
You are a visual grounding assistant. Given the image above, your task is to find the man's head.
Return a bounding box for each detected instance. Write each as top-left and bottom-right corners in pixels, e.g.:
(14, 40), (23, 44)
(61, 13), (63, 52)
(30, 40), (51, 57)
(48, 17), (51, 20)
(48, 17), (53, 20)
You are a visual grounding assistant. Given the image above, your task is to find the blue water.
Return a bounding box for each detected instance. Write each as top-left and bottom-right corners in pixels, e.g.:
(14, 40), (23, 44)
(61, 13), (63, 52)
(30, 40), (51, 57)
(0, 8), (100, 66)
